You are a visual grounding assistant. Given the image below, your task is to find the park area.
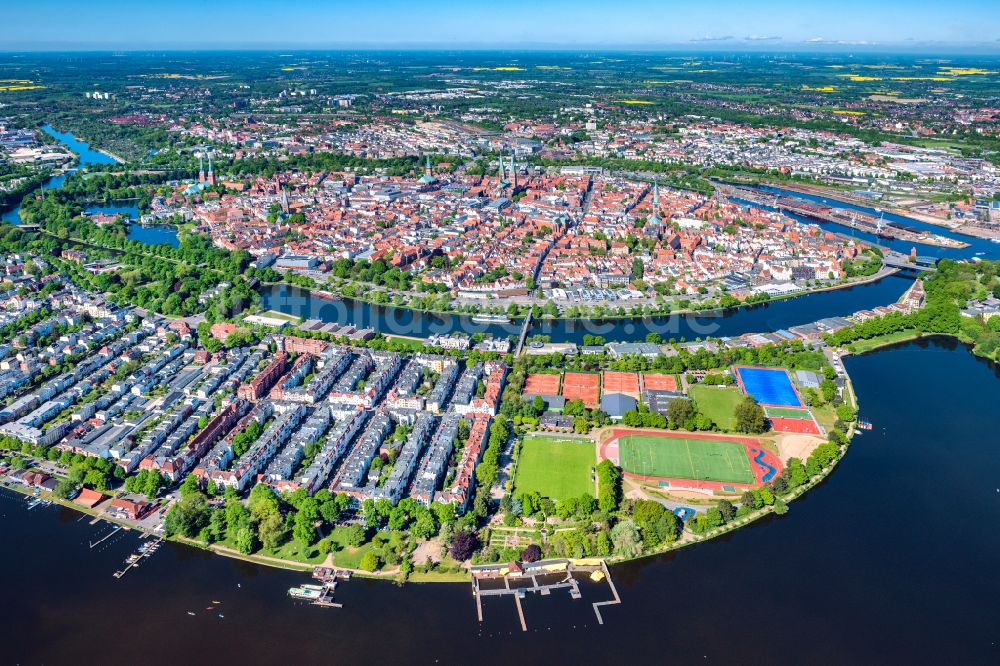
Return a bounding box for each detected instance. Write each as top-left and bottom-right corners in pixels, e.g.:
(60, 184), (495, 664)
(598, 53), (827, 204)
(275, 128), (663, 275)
(688, 384), (743, 430)
(613, 432), (756, 484)
(514, 435), (595, 500)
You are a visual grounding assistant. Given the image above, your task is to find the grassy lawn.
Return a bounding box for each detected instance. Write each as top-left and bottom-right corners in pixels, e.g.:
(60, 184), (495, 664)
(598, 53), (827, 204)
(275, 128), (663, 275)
(764, 406), (813, 419)
(688, 384), (743, 431)
(384, 335), (428, 350)
(258, 310), (303, 324)
(513, 435), (595, 501)
(618, 434), (754, 484)
(323, 526), (407, 570)
(259, 540), (326, 565)
(846, 330), (922, 355)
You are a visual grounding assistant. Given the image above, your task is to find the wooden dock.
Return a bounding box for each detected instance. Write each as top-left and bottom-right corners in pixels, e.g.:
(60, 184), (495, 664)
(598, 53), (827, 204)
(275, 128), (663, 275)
(471, 559), (620, 630)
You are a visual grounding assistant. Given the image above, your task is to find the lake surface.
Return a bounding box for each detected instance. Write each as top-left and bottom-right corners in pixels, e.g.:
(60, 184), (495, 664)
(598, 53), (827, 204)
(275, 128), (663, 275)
(2, 337), (997, 664)
(262, 274), (913, 343)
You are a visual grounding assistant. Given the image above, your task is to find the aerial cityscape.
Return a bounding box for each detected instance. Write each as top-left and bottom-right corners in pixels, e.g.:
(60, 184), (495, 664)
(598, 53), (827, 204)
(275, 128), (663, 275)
(1, 2), (999, 664)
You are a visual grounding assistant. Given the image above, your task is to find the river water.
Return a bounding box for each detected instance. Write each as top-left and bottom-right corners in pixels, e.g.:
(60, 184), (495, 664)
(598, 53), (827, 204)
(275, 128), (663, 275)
(0, 124), (116, 226)
(748, 185), (1000, 260)
(2, 336), (997, 664)
(262, 274), (913, 344)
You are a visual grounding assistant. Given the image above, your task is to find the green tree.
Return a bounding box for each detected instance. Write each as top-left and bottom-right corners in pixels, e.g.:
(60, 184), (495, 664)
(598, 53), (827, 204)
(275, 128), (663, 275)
(734, 396), (766, 434)
(359, 551), (380, 572)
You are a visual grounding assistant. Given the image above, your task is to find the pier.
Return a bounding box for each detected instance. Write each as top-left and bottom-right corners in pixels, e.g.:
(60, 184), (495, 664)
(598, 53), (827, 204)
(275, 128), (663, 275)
(113, 538), (162, 579)
(89, 525), (123, 549)
(470, 558), (621, 631)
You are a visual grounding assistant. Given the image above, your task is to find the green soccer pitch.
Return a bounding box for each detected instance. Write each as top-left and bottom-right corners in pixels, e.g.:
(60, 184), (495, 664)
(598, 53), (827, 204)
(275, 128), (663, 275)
(617, 434), (755, 484)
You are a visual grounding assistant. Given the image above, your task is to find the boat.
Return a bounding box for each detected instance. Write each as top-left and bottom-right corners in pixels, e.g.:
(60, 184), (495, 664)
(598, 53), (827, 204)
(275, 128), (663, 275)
(187, 612), (196, 616)
(313, 290), (342, 301)
(288, 586), (323, 600)
(471, 314), (511, 324)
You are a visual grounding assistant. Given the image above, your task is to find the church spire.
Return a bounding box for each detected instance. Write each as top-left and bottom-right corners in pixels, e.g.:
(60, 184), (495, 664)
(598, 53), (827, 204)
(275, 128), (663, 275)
(198, 154), (205, 183)
(498, 151), (506, 182)
(510, 153), (517, 189)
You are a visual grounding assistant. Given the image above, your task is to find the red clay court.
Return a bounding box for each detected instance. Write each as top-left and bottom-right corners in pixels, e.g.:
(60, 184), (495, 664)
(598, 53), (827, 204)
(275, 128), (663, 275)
(642, 373), (678, 392)
(769, 416), (822, 435)
(562, 372), (600, 405)
(602, 371), (640, 394)
(523, 373), (561, 396)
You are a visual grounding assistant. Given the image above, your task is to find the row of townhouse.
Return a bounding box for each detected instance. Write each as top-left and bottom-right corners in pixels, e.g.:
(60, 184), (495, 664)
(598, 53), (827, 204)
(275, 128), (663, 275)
(449, 362), (482, 411)
(409, 413), (461, 505)
(436, 415), (491, 512)
(276, 348), (351, 404)
(237, 352), (288, 401)
(193, 400), (274, 481)
(212, 403), (306, 492)
(334, 410), (392, 494)
(139, 400), (214, 477)
(0, 327), (149, 442)
(326, 352), (400, 408)
(295, 406), (367, 494)
(158, 399), (250, 482)
(116, 402), (195, 473)
(369, 411), (436, 504)
(260, 405), (332, 488)
(383, 360), (423, 410)
(454, 360), (507, 417)
(426, 361), (459, 414)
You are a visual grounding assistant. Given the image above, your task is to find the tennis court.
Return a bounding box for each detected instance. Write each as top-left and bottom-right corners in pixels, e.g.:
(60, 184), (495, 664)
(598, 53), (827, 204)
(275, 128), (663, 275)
(523, 373), (561, 396)
(602, 371), (640, 394)
(642, 373), (678, 391)
(617, 434), (755, 484)
(562, 372), (600, 405)
(734, 366), (802, 408)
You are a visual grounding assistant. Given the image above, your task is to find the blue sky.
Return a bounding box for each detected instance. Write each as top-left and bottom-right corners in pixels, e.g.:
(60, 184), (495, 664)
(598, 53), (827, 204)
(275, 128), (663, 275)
(3, 0), (999, 52)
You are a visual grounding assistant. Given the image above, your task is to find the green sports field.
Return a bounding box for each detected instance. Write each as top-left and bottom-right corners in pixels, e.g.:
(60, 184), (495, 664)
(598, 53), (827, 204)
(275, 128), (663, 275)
(688, 385), (743, 431)
(764, 406), (813, 420)
(514, 435), (595, 500)
(617, 435), (754, 483)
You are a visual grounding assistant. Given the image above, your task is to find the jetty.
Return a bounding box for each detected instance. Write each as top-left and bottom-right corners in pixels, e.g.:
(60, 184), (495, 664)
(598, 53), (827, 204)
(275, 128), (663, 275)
(113, 537), (162, 579)
(287, 566), (351, 608)
(470, 558), (621, 631)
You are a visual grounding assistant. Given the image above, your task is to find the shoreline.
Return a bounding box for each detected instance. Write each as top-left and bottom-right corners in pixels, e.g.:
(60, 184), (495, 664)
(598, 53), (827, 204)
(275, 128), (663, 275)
(0, 350), (861, 583)
(265, 267), (900, 332)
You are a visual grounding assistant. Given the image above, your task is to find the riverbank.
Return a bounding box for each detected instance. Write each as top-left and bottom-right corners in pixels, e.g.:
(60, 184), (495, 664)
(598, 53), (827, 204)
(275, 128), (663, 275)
(263, 266), (900, 333)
